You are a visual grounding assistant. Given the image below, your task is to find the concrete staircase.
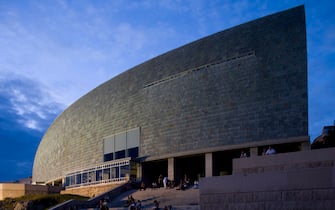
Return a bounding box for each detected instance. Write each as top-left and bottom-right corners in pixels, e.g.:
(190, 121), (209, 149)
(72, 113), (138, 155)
(108, 187), (200, 209)
(78, 186), (200, 210)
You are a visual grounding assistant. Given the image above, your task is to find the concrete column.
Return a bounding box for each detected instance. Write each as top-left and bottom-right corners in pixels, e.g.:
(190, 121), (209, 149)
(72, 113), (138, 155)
(137, 163), (142, 181)
(205, 153), (213, 177)
(168, 158), (175, 181)
(250, 147), (258, 157)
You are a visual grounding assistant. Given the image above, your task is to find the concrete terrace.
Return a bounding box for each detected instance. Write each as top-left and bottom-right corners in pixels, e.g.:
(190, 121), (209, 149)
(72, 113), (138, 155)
(80, 186), (199, 210)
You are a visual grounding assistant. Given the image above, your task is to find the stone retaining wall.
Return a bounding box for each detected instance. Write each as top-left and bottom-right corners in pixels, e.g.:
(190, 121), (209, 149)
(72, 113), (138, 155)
(0, 184), (62, 200)
(199, 148), (335, 210)
(61, 183), (123, 198)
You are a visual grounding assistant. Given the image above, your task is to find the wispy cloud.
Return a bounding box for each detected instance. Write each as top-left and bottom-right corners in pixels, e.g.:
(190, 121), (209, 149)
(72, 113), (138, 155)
(0, 73), (63, 132)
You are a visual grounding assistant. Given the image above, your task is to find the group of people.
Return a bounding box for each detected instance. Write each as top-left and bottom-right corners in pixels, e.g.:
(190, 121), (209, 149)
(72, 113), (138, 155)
(147, 173), (199, 191)
(127, 195), (142, 210)
(240, 146), (277, 158)
(152, 200), (173, 210)
(127, 196), (172, 210)
(151, 175), (174, 189)
(98, 199), (109, 210)
(129, 174), (199, 209)
(177, 174), (189, 190)
(158, 174), (170, 188)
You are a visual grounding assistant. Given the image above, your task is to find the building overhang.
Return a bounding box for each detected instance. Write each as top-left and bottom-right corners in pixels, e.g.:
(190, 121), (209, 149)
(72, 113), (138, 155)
(142, 135), (310, 162)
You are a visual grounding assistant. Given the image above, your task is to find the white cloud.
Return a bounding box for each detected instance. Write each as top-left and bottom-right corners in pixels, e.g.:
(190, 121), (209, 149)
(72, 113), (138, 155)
(0, 72), (64, 132)
(20, 119), (39, 130)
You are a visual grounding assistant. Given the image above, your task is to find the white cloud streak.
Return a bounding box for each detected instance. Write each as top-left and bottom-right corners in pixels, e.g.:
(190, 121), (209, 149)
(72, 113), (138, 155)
(0, 72), (64, 132)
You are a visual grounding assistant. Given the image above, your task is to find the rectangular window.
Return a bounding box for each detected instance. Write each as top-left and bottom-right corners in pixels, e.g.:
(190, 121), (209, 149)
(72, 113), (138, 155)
(127, 128), (140, 148)
(103, 127), (140, 162)
(111, 167), (119, 178)
(115, 150), (126, 159)
(88, 171), (95, 182)
(65, 177), (70, 186)
(82, 172), (88, 183)
(76, 174), (81, 184)
(111, 168), (115, 178)
(115, 132), (127, 151)
(96, 170), (103, 181)
(103, 136), (114, 154)
(127, 147), (139, 159)
(70, 175), (75, 185)
(103, 168), (110, 180)
(104, 153), (113, 162)
(65, 159), (131, 188)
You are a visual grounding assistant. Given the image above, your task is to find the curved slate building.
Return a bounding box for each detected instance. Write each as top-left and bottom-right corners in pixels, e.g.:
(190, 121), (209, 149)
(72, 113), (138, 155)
(33, 6), (308, 189)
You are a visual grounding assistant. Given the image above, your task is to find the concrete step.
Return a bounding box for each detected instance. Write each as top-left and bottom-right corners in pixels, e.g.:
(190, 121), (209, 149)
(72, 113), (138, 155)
(79, 187), (200, 210)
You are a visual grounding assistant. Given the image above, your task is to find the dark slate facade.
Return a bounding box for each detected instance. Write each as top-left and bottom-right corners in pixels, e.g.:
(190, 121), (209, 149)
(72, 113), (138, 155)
(33, 6), (307, 183)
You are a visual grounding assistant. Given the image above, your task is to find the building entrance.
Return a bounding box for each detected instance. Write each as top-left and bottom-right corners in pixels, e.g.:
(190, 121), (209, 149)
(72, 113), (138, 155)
(174, 155), (205, 185)
(142, 159), (168, 187)
(213, 150), (241, 176)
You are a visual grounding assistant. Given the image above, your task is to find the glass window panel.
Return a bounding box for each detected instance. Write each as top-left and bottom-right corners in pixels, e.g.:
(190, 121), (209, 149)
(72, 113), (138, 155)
(103, 168), (110, 180)
(76, 174), (81, 184)
(70, 175), (75, 185)
(127, 147), (139, 159)
(115, 167), (120, 178)
(111, 167), (119, 178)
(82, 173), (88, 183)
(127, 128), (140, 148)
(88, 171), (95, 182)
(96, 170), (103, 181)
(115, 132), (126, 151)
(104, 153), (113, 162)
(65, 177), (70, 186)
(103, 136), (114, 154)
(115, 150), (125, 159)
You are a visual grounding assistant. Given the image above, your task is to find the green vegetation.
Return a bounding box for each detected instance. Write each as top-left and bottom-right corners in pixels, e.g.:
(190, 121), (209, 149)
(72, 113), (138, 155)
(0, 194), (88, 210)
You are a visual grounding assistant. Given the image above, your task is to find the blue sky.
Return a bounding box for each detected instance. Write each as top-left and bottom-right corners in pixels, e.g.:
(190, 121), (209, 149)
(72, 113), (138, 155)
(0, 0), (334, 182)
